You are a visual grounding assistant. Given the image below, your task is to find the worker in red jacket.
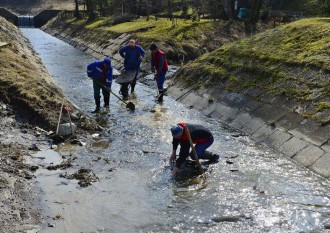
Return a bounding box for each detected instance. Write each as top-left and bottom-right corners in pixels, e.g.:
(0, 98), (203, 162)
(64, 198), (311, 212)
(150, 43), (168, 102)
(170, 122), (219, 177)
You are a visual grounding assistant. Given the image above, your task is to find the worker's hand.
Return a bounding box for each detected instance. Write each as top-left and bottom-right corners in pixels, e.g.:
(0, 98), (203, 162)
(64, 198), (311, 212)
(172, 167), (179, 177)
(154, 74), (158, 80)
(169, 152), (176, 163)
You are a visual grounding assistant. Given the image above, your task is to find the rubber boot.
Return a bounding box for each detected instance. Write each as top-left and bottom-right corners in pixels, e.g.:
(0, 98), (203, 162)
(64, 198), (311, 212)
(130, 84), (135, 94)
(201, 151), (219, 163)
(92, 98), (100, 113)
(157, 90), (164, 102)
(121, 84), (129, 100)
(104, 94), (110, 108)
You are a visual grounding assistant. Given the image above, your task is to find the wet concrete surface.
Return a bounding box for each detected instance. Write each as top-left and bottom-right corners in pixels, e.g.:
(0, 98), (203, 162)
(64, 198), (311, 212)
(21, 28), (330, 233)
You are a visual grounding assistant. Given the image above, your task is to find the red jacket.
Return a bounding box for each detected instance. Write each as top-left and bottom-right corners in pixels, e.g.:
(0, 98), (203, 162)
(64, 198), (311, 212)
(177, 122), (212, 144)
(151, 50), (168, 74)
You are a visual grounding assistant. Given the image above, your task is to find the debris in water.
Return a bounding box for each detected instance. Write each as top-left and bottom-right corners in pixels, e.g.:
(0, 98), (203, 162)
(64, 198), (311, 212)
(91, 139), (110, 149)
(230, 168), (239, 172)
(79, 141), (86, 146)
(46, 158), (73, 170)
(52, 215), (63, 220)
(70, 139), (80, 144)
(61, 168), (98, 187)
(47, 223), (56, 228)
(29, 144), (39, 151)
(30, 165), (39, 172)
(212, 214), (243, 223)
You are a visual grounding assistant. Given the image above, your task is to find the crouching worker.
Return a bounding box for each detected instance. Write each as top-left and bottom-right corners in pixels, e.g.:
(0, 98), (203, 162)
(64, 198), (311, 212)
(169, 122), (219, 177)
(87, 58), (113, 113)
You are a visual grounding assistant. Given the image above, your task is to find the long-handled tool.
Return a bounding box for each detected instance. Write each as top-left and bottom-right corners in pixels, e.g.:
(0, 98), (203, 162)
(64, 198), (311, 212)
(94, 80), (135, 111)
(56, 104), (64, 135)
(184, 125), (203, 175)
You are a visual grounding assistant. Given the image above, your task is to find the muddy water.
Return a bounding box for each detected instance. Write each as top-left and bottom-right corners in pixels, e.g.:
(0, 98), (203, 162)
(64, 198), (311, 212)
(21, 28), (330, 233)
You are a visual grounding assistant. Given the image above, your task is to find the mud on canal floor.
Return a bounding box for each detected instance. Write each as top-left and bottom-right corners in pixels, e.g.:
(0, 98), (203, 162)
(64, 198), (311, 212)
(13, 28), (330, 232)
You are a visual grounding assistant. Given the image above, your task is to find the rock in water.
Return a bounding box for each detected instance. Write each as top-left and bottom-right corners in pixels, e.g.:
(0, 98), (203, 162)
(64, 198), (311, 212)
(212, 214), (243, 223)
(175, 160), (208, 180)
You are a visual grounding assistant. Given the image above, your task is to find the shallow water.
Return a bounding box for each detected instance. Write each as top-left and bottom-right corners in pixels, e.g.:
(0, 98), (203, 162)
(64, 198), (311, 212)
(21, 28), (330, 233)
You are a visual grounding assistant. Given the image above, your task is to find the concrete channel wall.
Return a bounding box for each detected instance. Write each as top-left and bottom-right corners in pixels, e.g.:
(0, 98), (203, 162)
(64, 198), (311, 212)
(0, 8), (18, 25)
(0, 8), (61, 27)
(42, 22), (330, 180)
(34, 10), (62, 28)
(168, 85), (330, 179)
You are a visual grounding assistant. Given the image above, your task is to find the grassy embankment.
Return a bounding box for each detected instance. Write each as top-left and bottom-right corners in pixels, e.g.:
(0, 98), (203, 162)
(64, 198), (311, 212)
(175, 18), (330, 125)
(0, 17), (70, 128)
(57, 15), (271, 63)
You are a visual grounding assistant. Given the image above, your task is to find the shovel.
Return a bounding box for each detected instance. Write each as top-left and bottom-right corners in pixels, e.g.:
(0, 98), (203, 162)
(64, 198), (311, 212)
(94, 80), (135, 111)
(184, 125), (203, 175)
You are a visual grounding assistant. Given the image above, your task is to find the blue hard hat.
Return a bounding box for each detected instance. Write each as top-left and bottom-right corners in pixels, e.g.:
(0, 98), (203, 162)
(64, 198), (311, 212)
(171, 124), (183, 138)
(103, 57), (111, 67)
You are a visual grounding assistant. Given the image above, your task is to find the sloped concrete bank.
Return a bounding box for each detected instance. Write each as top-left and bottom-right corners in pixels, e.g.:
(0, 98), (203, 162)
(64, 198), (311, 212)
(167, 84), (330, 179)
(42, 18), (330, 180)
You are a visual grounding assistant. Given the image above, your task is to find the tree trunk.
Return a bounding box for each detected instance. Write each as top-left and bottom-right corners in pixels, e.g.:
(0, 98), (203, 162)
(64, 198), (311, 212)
(86, 0), (96, 21)
(245, 0), (263, 34)
(167, 0), (173, 21)
(225, 0), (236, 20)
(74, 0), (81, 19)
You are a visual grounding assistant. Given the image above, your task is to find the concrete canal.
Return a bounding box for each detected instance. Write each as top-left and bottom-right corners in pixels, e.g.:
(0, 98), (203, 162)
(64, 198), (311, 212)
(21, 28), (330, 233)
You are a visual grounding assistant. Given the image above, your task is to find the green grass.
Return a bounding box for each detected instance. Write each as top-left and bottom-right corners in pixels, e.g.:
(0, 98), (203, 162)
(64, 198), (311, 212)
(61, 15), (244, 63)
(94, 16), (214, 44)
(65, 15), (215, 44)
(105, 17), (161, 33)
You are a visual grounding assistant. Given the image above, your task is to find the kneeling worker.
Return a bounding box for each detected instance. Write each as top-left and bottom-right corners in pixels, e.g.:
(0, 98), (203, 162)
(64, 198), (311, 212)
(87, 57), (113, 113)
(169, 122), (219, 177)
